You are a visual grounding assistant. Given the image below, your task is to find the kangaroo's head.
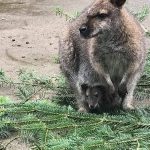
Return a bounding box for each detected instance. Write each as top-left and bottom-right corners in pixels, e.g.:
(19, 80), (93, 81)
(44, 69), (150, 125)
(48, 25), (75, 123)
(79, 0), (126, 38)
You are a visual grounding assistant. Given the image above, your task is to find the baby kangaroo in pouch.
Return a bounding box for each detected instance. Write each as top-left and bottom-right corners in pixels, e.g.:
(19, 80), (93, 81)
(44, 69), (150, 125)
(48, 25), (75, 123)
(79, 84), (104, 113)
(79, 84), (119, 113)
(79, 0), (147, 110)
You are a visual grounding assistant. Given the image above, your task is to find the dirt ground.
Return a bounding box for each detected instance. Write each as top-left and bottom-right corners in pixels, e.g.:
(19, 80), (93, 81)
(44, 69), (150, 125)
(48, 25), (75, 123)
(0, 0), (150, 149)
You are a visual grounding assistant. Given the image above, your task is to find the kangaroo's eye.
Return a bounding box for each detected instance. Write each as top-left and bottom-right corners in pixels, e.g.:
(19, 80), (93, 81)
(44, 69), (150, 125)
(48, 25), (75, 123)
(96, 13), (109, 19)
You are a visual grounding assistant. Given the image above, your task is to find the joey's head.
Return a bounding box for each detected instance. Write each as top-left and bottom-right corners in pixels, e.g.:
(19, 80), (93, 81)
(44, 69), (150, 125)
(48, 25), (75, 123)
(79, 0), (126, 38)
(81, 84), (105, 110)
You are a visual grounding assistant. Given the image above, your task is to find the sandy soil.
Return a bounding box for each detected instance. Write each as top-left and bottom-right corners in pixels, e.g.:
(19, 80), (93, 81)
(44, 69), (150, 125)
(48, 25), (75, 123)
(0, 0), (150, 149)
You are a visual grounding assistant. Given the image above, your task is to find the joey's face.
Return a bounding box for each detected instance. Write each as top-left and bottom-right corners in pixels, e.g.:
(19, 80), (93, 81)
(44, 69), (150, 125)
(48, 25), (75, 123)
(85, 87), (102, 109)
(81, 84), (104, 110)
(79, 0), (126, 38)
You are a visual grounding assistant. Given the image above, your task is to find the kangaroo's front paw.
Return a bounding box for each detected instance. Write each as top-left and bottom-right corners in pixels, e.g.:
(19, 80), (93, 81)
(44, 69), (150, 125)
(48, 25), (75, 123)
(78, 107), (88, 113)
(109, 84), (115, 94)
(118, 82), (127, 99)
(104, 74), (115, 94)
(122, 102), (135, 111)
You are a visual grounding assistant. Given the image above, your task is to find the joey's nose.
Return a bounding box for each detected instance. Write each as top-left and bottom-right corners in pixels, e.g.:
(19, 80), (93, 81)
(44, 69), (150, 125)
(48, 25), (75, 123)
(89, 104), (95, 110)
(79, 25), (88, 34)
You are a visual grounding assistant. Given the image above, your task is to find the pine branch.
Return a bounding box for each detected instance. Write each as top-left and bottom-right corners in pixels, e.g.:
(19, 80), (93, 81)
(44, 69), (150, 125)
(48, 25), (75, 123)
(1, 100), (150, 149)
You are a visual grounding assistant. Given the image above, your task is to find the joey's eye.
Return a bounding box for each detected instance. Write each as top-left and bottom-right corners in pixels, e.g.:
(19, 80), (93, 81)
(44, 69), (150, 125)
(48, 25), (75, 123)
(86, 94), (89, 98)
(94, 93), (99, 98)
(96, 13), (109, 19)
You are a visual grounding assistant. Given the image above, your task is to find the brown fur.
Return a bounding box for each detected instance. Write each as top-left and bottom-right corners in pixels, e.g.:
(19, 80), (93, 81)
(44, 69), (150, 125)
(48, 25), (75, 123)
(79, 0), (147, 110)
(59, 0), (147, 111)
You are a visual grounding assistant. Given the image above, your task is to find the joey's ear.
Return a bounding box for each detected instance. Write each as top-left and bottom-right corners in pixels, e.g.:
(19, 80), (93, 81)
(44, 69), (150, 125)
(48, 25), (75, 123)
(110, 0), (126, 7)
(81, 84), (88, 93)
(95, 85), (105, 93)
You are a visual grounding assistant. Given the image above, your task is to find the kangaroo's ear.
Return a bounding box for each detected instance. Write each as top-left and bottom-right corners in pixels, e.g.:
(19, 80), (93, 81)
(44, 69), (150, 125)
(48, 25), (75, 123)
(110, 0), (126, 7)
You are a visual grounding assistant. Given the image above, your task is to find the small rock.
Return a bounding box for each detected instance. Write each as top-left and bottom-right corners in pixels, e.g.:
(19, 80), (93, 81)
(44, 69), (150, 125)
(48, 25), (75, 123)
(22, 56), (25, 58)
(12, 39), (15, 42)
(26, 41), (29, 44)
(17, 44), (21, 47)
(50, 43), (53, 45)
(1, 18), (7, 20)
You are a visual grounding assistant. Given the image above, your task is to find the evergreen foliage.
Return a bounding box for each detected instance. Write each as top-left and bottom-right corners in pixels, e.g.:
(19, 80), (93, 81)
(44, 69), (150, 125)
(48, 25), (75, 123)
(134, 5), (150, 21)
(1, 100), (150, 150)
(54, 7), (80, 21)
(0, 54), (150, 149)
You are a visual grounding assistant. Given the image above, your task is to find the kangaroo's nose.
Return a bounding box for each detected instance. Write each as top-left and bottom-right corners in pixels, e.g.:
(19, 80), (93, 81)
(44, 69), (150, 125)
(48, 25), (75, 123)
(79, 25), (88, 34)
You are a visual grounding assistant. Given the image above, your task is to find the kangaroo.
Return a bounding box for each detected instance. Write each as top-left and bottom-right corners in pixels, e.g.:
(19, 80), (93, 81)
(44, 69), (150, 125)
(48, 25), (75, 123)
(78, 0), (147, 110)
(59, 0), (147, 111)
